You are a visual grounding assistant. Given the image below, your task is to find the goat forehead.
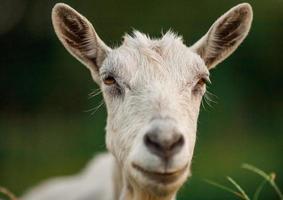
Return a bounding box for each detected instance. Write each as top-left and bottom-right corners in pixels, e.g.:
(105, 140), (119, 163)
(103, 31), (207, 82)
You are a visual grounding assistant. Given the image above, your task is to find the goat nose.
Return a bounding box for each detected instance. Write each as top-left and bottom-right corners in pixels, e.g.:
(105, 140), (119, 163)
(144, 127), (184, 160)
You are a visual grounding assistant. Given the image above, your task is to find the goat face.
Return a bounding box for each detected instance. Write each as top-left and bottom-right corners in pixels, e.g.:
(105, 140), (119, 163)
(52, 2), (252, 197)
(101, 35), (207, 194)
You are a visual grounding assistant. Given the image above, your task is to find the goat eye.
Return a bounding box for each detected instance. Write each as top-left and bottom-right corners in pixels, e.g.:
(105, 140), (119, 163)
(197, 78), (206, 87)
(192, 77), (210, 95)
(103, 76), (116, 85)
(197, 76), (211, 86)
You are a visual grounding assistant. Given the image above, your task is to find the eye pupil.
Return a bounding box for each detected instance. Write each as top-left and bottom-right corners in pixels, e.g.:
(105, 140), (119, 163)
(103, 76), (116, 85)
(197, 78), (206, 86)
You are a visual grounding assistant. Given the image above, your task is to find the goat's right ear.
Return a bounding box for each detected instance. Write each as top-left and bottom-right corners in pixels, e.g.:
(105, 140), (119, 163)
(52, 3), (111, 84)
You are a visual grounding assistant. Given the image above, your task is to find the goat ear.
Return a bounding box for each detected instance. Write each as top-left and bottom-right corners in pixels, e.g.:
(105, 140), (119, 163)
(191, 3), (253, 70)
(52, 3), (111, 83)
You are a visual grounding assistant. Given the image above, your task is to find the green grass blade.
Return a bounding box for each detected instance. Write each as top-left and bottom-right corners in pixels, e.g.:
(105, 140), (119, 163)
(204, 179), (246, 199)
(227, 176), (251, 200)
(253, 180), (267, 200)
(242, 164), (270, 180)
(0, 186), (18, 200)
(242, 163), (283, 200)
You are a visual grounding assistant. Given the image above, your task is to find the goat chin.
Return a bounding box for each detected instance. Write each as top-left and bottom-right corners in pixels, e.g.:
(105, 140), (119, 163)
(21, 152), (188, 200)
(127, 164), (190, 197)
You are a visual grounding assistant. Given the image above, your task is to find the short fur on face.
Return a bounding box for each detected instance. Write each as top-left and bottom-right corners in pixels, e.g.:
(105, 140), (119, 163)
(101, 31), (207, 195)
(51, 3), (253, 199)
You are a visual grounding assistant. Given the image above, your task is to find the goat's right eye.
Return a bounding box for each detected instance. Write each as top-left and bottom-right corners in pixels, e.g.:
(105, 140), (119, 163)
(103, 76), (116, 85)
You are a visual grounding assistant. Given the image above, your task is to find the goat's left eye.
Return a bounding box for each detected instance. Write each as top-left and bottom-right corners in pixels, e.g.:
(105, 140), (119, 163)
(193, 77), (210, 94)
(103, 76), (116, 85)
(196, 78), (207, 87)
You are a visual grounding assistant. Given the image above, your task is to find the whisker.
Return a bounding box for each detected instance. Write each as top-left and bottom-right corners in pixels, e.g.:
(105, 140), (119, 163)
(201, 97), (207, 111)
(85, 88), (105, 116)
(204, 95), (213, 108)
(205, 94), (217, 104)
(85, 100), (105, 116)
(206, 90), (219, 102)
(88, 88), (102, 99)
(202, 90), (218, 110)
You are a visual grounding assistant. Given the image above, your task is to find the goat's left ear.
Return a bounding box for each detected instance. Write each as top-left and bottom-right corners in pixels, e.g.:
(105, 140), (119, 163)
(52, 3), (111, 84)
(191, 3), (253, 69)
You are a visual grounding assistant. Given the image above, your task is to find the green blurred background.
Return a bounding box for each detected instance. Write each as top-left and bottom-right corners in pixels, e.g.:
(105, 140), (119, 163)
(0, 0), (282, 199)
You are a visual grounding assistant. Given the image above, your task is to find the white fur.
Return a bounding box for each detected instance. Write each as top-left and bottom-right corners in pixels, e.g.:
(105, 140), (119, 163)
(22, 153), (115, 200)
(22, 3), (253, 200)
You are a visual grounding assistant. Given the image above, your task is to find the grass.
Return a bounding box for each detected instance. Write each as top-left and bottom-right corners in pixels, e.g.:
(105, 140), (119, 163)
(206, 164), (283, 200)
(0, 186), (18, 200)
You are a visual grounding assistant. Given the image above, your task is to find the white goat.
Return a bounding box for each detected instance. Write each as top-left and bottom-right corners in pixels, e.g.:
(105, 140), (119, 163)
(22, 3), (253, 200)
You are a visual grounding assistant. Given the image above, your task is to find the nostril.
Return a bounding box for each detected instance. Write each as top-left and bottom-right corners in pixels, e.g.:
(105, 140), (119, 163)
(169, 134), (184, 151)
(144, 133), (162, 151)
(144, 130), (185, 160)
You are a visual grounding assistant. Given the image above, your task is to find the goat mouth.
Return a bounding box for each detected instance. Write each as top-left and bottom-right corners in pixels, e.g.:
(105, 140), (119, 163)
(132, 163), (188, 184)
